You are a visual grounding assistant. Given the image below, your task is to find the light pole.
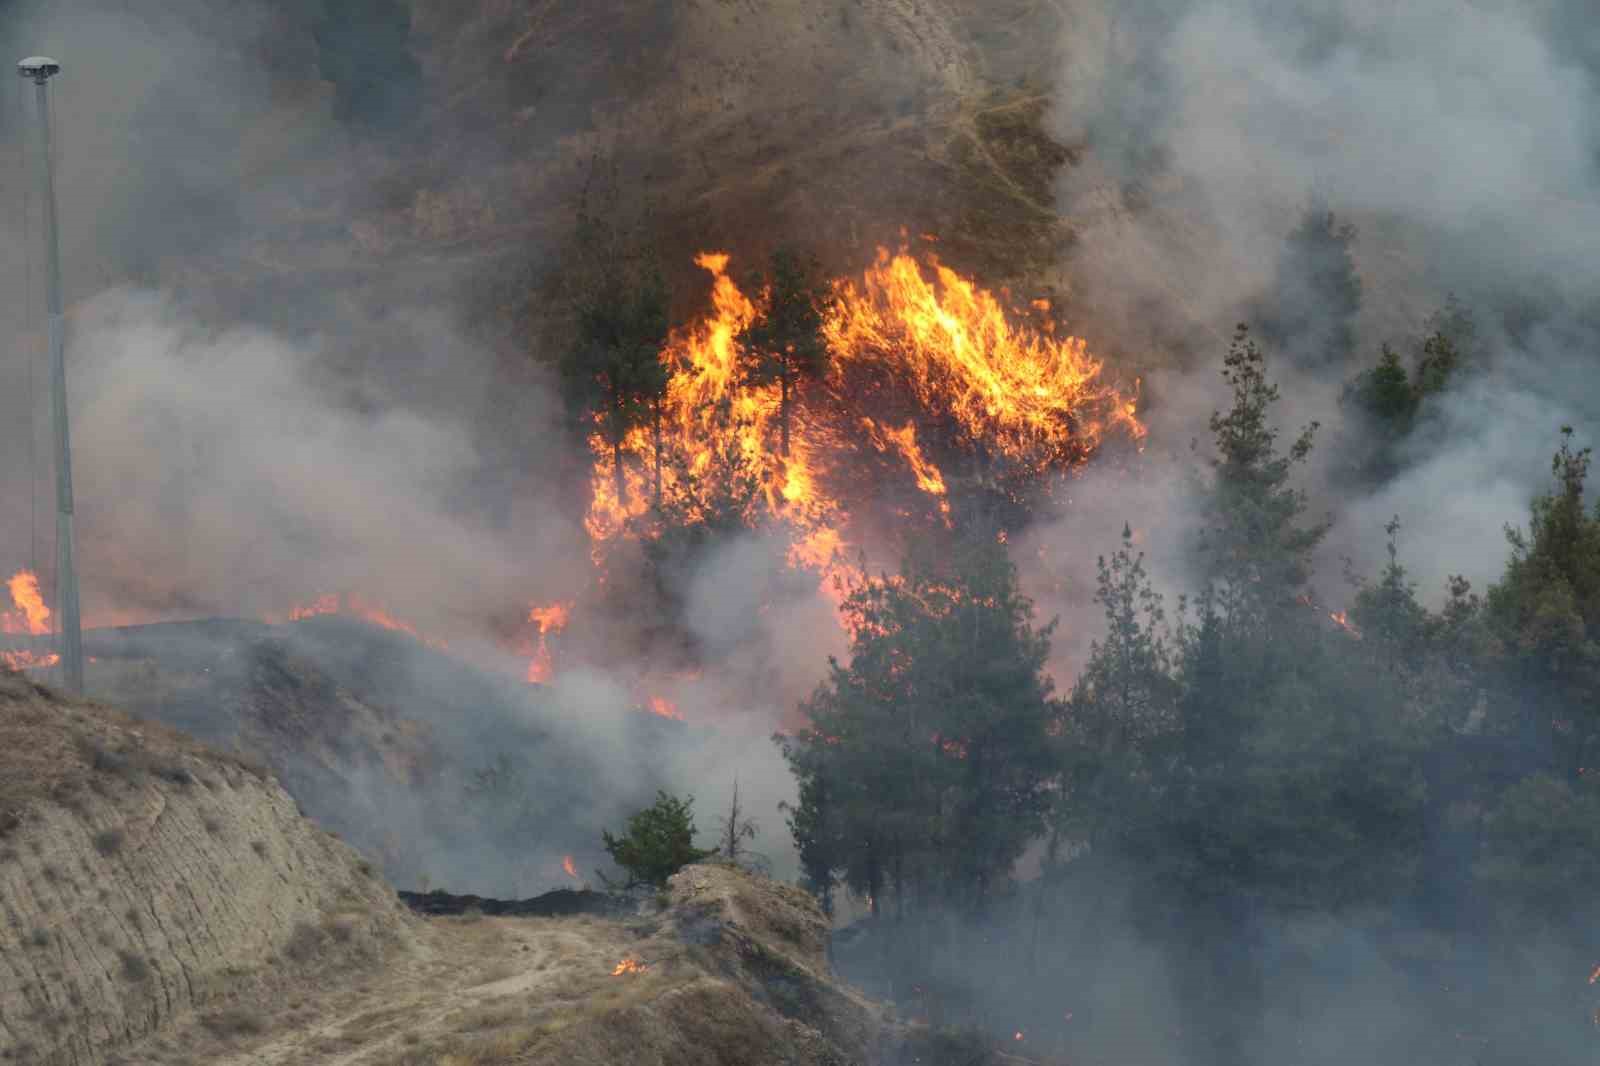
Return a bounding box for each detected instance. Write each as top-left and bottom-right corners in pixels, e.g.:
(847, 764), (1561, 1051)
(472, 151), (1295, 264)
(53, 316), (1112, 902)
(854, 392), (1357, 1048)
(18, 56), (83, 695)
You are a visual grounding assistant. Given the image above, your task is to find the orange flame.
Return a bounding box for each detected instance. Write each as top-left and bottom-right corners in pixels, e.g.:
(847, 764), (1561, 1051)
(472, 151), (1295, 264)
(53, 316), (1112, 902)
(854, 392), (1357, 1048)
(647, 696), (684, 722)
(1, 570), (51, 635)
(287, 593), (448, 650)
(562, 855), (579, 880)
(1, 649), (59, 672)
(1328, 610), (1362, 640)
(579, 247), (1144, 626)
(611, 957), (647, 976)
(823, 248), (1146, 467)
(526, 601), (573, 684)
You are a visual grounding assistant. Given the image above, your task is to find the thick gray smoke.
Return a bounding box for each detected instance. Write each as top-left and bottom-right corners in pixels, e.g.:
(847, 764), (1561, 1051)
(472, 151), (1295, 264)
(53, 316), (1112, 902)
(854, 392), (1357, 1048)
(1047, 0), (1599, 601)
(918, 5), (1600, 1063)
(0, 0), (822, 895)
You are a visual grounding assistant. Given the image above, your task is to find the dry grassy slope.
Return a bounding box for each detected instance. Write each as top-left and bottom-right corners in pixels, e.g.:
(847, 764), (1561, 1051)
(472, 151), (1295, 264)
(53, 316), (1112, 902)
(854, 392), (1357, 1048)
(172, 861), (1043, 1066)
(0, 673), (1036, 1065)
(0, 673), (413, 1066)
(179, 0), (1081, 342)
(418, 0), (1075, 282)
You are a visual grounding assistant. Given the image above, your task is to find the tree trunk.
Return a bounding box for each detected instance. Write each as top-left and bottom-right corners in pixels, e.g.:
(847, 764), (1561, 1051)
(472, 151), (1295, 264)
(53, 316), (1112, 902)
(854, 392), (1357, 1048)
(652, 399), (663, 508)
(611, 386), (629, 509)
(613, 433), (627, 510)
(779, 366), (791, 459)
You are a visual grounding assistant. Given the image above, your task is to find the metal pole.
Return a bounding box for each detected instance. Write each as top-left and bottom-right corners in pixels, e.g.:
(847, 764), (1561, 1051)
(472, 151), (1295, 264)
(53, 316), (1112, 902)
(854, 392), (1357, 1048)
(19, 57), (83, 694)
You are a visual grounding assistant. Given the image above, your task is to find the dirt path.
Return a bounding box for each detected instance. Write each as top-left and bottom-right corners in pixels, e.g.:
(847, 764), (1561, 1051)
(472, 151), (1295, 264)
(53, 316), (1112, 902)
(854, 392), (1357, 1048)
(121, 912), (644, 1066)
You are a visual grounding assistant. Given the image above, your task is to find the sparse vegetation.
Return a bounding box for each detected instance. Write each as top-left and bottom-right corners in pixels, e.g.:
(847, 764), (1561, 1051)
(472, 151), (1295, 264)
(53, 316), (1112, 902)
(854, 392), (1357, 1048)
(201, 1007), (265, 1039)
(93, 828), (126, 856)
(283, 920), (324, 963)
(118, 951), (151, 983)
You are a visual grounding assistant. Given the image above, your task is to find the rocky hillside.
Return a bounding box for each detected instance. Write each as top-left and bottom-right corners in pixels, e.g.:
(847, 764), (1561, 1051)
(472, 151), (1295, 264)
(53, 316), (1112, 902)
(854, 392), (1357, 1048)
(0, 672), (412, 1066)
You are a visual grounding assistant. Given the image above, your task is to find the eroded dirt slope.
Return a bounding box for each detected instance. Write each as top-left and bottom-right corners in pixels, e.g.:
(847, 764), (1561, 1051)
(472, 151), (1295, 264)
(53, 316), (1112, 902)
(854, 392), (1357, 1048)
(0, 673), (413, 1066)
(137, 862), (1039, 1066)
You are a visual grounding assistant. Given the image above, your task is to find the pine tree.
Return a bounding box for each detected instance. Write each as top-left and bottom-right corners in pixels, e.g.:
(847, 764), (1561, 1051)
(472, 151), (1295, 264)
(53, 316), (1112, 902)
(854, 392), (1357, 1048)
(601, 791), (716, 889)
(1198, 325), (1328, 626)
(1062, 524), (1178, 845)
(559, 209), (671, 510)
(777, 531), (1061, 918)
(738, 248), (830, 462)
(1485, 428), (1600, 774)
(1259, 203), (1362, 371)
(310, 0), (423, 129)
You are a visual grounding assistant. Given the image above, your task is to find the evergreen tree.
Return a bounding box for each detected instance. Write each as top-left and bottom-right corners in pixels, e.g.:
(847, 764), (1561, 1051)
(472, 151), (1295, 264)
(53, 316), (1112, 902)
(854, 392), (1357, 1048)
(1133, 331), (1421, 916)
(1485, 428), (1600, 774)
(1259, 203), (1362, 371)
(1198, 325), (1327, 626)
(559, 209), (671, 510)
(1345, 344), (1417, 433)
(310, 0), (423, 129)
(1413, 294), (1478, 396)
(778, 531), (1061, 917)
(738, 248), (831, 462)
(1338, 296), (1478, 483)
(1060, 524), (1178, 846)
(781, 770), (838, 914)
(601, 791), (716, 889)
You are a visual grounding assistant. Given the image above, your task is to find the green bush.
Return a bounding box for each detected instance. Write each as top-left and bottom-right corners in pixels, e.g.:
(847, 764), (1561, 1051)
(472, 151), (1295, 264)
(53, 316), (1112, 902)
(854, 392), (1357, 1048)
(602, 791), (715, 889)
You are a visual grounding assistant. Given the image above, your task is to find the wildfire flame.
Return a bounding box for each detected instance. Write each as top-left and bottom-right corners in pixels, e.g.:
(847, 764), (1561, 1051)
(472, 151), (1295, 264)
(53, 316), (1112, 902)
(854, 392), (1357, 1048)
(823, 248), (1146, 468)
(581, 246), (1144, 622)
(1328, 610), (1362, 640)
(611, 957), (647, 976)
(1, 570), (51, 635)
(862, 419), (949, 516)
(1, 649), (59, 672)
(1, 570), (56, 673)
(647, 696), (684, 722)
(562, 855), (579, 880)
(288, 593), (449, 650)
(526, 601), (573, 684)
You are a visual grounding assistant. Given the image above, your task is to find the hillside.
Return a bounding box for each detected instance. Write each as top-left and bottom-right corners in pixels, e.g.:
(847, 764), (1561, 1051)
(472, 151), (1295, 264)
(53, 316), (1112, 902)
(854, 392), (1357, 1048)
(57, 617), (693, 897)
(0, 672), (412, 1065)
(0, 674), (1033, 1064)
(27, 0), (1085, 351)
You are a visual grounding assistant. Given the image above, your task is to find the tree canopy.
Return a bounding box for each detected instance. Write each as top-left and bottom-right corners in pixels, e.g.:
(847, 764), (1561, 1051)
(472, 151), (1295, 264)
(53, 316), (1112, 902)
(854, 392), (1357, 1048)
(778, 530), (1061, 918)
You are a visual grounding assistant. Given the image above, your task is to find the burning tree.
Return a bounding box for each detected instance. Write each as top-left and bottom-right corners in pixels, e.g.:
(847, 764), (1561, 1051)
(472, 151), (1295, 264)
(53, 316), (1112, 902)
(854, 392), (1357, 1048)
(577, 244), (1144, 555)
(737, 247), (831, 461)
(559, 207), (671, 511)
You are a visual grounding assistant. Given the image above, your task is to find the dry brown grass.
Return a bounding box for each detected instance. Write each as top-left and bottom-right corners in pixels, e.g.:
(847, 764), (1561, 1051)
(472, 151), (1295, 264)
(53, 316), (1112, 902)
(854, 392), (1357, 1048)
(0, 674), (267, 832)
(200, 1007), (266, 1040)
(467, 961), (521, 988)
